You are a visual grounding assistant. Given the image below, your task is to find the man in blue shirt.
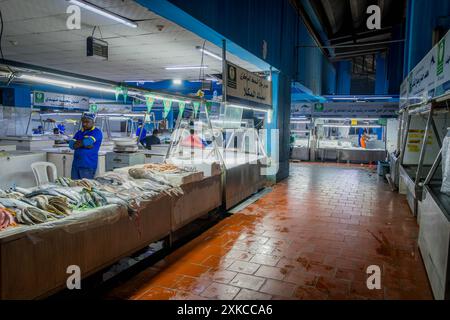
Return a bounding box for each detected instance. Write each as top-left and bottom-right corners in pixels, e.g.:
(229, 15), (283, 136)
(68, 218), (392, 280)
(136, 119), (147, 145)
(69, 113), (103, 180)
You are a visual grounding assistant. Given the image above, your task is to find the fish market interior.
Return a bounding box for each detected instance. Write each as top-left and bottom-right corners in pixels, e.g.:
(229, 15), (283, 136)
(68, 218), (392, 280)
(0, 0), (449, 301)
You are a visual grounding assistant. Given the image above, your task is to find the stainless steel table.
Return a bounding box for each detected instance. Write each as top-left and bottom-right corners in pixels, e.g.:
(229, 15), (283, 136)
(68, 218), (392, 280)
(337, 148), (387, 163)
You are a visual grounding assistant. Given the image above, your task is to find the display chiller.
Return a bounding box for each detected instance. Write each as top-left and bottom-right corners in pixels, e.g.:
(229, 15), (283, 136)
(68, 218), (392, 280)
(412, 92), (450, 300)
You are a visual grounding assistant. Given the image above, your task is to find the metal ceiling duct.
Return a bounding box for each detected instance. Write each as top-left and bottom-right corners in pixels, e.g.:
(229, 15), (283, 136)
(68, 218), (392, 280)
(320, 0), (346, 34)
(349, 0), (369, 29)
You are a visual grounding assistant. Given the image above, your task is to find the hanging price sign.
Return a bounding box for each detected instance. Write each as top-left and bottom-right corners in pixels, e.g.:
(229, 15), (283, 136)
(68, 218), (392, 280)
(163, 100), (172, 119)
(193, 102), (200, 118)
(146, 96), (155, 112)
(178, 102), (186, 117)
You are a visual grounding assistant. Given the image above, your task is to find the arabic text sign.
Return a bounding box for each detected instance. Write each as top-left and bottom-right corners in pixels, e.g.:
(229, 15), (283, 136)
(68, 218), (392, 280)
(402, 29), (450, 105)
(226, 61), (272, 107)
(292, 102), (398, 118)
(33, 91), (89, 110)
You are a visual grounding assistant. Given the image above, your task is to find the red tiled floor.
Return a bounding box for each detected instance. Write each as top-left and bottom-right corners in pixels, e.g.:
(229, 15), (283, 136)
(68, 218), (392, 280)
(104, 163), (433, 300)
(200, 282), (240, 300)
(229, 273), (266, 291)
(234, 289), (272, 300)
(255, 265), (288, 281)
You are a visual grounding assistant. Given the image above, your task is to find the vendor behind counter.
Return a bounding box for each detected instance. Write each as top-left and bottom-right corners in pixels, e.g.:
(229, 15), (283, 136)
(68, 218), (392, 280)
(142, 129), (161, 149)
(69, 113), (103, 180)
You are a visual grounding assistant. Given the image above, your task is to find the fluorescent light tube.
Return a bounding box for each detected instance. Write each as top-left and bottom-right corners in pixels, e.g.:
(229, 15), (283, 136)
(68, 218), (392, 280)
(322, 124), (382, 128)
(331, 96), (393, 100)
(290, 121), (311, 124)
(19, 74), (116, 93)
(124, 80), (156, 83)
(165, 66), (208, 70)
(196, 47), (223, 61)
(227, 104), (272, 113)
(145, 93), (191, 104)
(69, 0), (137, 28)
(319, 118), (380, 121)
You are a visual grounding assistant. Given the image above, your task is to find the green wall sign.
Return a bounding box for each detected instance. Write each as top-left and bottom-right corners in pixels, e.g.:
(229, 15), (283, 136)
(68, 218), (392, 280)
(34, 92), (45, 104)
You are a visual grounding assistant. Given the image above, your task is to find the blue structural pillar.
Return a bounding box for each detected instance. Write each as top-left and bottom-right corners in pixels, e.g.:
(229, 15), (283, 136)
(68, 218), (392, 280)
(336, 61), (351, 95)
(266, 72), (290, 182)
(265, 73), (277, 183)
(375, 53), (388, 95)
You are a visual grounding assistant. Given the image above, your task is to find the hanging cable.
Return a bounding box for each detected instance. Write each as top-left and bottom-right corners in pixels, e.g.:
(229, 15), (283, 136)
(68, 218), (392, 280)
(198, 39), (207, 81)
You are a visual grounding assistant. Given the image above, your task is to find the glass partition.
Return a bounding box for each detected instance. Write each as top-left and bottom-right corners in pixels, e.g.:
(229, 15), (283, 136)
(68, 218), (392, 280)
(166, 102), (269, 171)
(290, 117), (311, 148)
(315, 118), (385, 150)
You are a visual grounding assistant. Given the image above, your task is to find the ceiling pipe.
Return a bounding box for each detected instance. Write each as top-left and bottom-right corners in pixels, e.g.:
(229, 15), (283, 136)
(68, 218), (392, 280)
(289, 0), (332, 58)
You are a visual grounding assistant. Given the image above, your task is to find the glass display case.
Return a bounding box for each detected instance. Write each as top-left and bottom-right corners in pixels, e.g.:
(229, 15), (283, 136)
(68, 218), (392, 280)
(290, 117), (311, 161)
(389, 110), (406, 189)
(398, 100), (448, 216)
(166, 102), (269, 209)
(410, 92), (450, 300)
(314, 117), (387, 163)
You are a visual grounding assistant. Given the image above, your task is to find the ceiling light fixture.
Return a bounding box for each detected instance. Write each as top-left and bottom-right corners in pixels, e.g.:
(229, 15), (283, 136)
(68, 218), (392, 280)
(165, 66), (208, 70)
(322, 124), (382, 128)
(227, 103), (272, 114)
(196, 46), (223, 61)
(290, 121), (311, 124)
(331, 96), (393, 101)
(19, 74), (117, 93)
(69, 0), (138, 28)
(145, 93), (191, 105)
(124, 80), (156, 83)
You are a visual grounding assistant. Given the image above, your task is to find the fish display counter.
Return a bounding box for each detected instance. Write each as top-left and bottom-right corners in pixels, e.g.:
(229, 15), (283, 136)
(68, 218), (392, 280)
(115, 163), (222, 234)
(336, 147), (387, 163)
(0, 165), (192, 299)
(313, 118), (388, 163)
(168, 150), (267, 210)
(0, 199), (171, 299)
(220, 151), (268, 210)
(143, 144), (170, 164)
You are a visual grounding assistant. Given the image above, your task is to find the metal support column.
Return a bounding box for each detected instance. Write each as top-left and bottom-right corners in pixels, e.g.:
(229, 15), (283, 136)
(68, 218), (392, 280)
(431, 117), (443, 149)
(424, 149), (442, 185)
(415, 107), (434, 188)
(222, 39), (227, 104)
(399, 114), (412, 165)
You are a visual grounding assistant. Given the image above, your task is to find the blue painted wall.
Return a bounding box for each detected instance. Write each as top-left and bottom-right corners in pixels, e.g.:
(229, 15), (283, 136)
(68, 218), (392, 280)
(165, 0), (298, 77)
(404, 0), (450, 76)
